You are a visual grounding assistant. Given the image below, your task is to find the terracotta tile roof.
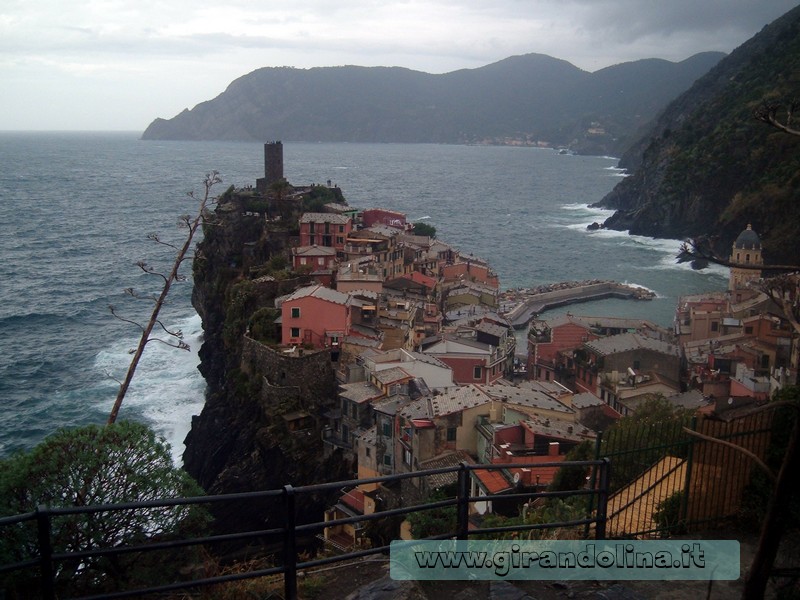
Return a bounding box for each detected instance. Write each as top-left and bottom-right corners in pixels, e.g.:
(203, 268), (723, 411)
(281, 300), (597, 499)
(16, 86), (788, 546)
(340, 489), (365, 514)
(399, 271), (437, 290)
(503, 455), (565, 487)
(472, 467), (513, 494)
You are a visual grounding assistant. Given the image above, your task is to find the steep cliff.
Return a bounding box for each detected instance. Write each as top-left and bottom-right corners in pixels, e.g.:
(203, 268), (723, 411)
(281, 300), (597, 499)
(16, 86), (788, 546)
(183, 186), (352, 534)
(595, 5), (800, 265)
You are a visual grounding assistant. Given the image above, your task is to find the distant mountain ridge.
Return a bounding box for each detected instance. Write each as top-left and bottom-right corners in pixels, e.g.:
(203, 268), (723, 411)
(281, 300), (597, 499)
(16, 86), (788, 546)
(141, 52), (724, 155)
(595, 4), (800, 266)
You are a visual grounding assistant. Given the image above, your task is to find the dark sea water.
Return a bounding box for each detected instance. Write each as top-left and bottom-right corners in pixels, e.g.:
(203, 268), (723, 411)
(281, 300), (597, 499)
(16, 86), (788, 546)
(0, 132), (728, 462)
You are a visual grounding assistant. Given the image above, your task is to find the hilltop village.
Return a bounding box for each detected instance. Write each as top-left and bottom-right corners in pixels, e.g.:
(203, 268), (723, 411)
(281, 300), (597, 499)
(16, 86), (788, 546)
(184, 142), (798, 546)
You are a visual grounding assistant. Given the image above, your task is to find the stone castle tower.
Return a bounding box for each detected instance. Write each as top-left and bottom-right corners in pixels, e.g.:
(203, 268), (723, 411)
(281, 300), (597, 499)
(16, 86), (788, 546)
(256, 141), (285, 195)
(264, 141), (284, 186)
(728, 223), (763, 294)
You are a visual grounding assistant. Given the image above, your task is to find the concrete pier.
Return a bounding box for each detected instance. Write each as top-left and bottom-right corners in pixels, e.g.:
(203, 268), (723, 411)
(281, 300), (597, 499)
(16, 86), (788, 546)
(501, 281), (655, 329)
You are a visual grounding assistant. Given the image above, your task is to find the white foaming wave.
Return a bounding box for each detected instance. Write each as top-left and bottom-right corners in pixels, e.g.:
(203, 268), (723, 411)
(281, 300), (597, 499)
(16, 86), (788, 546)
(412, 215), (431, 221)
(592, 230), (729, 278)
(620, 280), (663, 298)
(558, 203), (616, 230)
(94, 313), (206, 465)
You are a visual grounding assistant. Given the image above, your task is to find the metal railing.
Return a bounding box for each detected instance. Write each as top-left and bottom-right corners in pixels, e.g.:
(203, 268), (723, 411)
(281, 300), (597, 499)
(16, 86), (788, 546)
(0, 458), (610, 600)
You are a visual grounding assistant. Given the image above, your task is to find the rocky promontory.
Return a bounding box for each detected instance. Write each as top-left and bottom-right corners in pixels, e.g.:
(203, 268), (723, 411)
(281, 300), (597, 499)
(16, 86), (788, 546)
(183, 185), (352, 535)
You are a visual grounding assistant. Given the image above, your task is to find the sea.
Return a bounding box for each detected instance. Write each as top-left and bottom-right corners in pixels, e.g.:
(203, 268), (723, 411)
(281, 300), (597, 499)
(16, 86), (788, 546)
(0, 132), (729, 463)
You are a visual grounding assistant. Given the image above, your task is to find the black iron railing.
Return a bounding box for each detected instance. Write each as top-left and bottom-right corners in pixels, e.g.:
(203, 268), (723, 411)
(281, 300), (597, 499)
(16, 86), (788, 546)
(1, 458), (610, 600)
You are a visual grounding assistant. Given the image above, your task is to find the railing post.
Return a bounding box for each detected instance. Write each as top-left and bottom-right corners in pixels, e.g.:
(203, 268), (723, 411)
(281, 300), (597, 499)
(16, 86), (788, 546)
(36, 505), (56, 600)
(283, 485), (297, 600)
(456, 462), (470, 540)
(595, 458), (611, 540)
(584, 430), (603, 538)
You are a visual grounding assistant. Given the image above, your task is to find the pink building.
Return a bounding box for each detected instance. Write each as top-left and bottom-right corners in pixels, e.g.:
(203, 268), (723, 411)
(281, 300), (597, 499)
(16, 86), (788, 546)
(527, 316), (599, 383)
(292, 245), (337, 271)
(360, 208), (409, 230)
(280, 285), (352, 348)
(299, 213), (353, 250)
(422, 334), (509, 384)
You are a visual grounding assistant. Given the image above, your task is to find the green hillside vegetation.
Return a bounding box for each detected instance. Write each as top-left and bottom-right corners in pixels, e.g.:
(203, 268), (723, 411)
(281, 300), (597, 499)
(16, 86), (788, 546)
(141, 52), (724, 156)
(597, 5), (800, 266)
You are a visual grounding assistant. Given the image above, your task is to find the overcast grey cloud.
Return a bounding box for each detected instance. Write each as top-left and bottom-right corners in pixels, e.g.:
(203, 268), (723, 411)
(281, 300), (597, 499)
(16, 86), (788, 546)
(1, 0), (796, 131)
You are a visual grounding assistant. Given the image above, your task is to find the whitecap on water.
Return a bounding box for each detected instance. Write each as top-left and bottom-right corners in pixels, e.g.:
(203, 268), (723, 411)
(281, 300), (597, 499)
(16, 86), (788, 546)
(93, 313), (206, 465)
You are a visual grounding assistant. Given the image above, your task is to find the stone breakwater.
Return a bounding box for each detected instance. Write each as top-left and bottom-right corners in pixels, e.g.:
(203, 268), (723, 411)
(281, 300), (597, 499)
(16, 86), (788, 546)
(500, 280), (656, 329)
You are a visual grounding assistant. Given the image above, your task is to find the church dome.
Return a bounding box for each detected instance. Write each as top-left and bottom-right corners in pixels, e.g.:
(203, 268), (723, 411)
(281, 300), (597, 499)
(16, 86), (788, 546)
(734, 224), (761, 250)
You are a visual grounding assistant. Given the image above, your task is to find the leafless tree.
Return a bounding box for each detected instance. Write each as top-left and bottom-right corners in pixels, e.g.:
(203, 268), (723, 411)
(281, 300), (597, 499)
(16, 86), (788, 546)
(107, 171), (221, 424)
(753, 98), (800, 137)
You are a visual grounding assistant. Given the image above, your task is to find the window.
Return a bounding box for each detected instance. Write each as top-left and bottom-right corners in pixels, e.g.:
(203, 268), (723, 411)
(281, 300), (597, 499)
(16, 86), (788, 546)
(299, 257), (307, 265)
(318, 257), (325, 266)
(446, 427), (457, 442)
(291, 307), (300, 318)
(404, 448), (412, 466)
(382, 422), (391, 437)
(711, 321), (719, 332)
(365, 448), (371, 457)
(383, 455), (392, 466)
(290, 327), (300, 338)
(473, 366), (482, 380)
(745, 326), (753, 334)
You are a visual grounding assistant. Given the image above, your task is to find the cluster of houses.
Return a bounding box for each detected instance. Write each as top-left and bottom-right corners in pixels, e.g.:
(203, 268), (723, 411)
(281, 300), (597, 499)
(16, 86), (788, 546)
(252, 145), (798, 550)
(527, 224), (797, 417)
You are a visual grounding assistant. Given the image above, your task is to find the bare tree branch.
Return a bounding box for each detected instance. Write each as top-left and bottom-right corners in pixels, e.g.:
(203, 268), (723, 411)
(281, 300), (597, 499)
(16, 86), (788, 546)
(108, 305), (145, 332)
(682, 427), (776, 480)
(677, 238), (800, 273)
(754, 99), (800, 137)
(146, 232), (180, 251)
(108, 171), (221, 424)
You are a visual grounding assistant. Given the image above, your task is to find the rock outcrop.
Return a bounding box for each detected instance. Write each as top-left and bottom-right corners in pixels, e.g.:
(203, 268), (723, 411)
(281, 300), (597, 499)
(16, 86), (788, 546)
(183, 185), (352, 534)
(594, 5), (800, 266)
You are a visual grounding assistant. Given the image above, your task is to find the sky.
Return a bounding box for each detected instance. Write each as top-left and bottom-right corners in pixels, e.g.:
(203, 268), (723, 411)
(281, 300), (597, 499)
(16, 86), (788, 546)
(1, 1), (797, 132)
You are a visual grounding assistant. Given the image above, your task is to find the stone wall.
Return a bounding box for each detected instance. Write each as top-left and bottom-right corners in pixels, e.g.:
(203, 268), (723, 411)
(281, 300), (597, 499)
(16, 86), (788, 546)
(241, 335), (337, 410)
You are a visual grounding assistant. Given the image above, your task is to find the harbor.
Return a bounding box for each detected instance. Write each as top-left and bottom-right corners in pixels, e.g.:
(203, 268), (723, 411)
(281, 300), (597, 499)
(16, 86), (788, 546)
(500, 280), (656, 329)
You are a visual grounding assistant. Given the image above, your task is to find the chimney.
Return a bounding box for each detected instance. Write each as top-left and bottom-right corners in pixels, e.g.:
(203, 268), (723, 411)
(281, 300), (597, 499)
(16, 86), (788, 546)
(548, 441), (560, 456)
